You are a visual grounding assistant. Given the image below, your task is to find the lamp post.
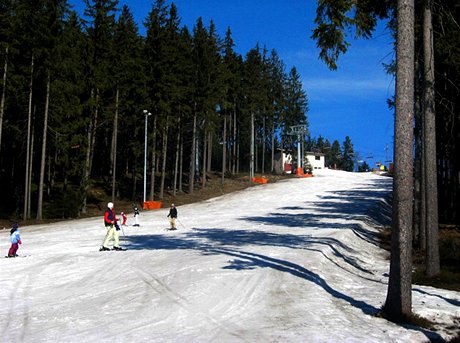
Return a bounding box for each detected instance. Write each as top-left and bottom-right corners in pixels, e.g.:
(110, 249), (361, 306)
(143, 110), (152, 205)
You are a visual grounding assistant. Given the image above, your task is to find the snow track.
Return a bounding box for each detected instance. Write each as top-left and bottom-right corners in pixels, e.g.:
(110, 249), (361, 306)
(1, 169), (459, 342)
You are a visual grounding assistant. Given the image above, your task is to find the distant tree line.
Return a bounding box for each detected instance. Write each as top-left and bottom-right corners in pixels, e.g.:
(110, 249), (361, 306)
(0, 0), (311, 220)
(306, 135), (355, 172)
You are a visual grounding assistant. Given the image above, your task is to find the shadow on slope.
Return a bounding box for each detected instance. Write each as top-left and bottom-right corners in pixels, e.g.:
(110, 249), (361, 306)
(240, 179), (392, 249)
(123, 229), (379, 316)
(125, 227), (375, 278)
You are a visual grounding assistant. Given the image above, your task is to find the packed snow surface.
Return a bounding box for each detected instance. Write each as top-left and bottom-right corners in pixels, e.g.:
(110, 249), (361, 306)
(1, 169), (459, 342)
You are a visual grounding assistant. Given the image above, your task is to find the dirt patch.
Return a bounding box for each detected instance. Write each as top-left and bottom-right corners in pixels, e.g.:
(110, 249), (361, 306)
(1, 172), (292, 229)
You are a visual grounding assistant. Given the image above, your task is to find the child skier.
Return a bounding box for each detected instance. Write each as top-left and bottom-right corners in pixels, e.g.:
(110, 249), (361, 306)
(121, 211), (128, 226)
(7, 223), (22, 258)
(167, 203), (178, 230)
(133, 207), (140, 227)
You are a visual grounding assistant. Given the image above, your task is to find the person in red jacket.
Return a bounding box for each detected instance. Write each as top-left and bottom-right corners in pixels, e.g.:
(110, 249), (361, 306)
(120, 211), (128, 226)
(100, 202), (125, 251)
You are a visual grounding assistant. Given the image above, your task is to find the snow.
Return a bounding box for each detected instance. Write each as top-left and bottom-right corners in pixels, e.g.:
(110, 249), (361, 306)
(1, 169), (459, 343)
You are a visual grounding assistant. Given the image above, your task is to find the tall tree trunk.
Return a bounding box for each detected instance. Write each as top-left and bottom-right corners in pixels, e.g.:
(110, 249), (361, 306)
(178, 130), (183, 193)
(255, 127), (258, 173)
(111, 86), (119, 201)
(24, 55), (34, 220)
(384, 0), (415, 321)
(201, 129), (207, 189)
(222, 115), (227, 184)
(423, 0), (440, 277)
(420, 146), (427, 249)
(250, 112), (254, 181)
(173, 116), (180, 196)
(413, 58), (423, 249)
(236, 130), (240, 174)
(28, 115), (35, 219)
(47, 153), (52, 196)
(207, 131), (212, 173)
(82, 88), (99, 215)
(232, 99), (237, 174)
(0, 45), (8, 156)
(37, 72), (50, 220)
(149, 114), (157, 200)
(159, 118), (169, 199)
(227, 110), (232, 173)
(189, 109), (197, 194)
(262, 116), (266, 173)
(271, 122), (275, 173)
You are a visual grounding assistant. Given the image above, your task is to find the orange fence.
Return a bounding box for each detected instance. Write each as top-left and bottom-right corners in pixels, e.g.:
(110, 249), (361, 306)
(143, 201), (163, 210)
(252, 177), (268, 184)
(296, 167), (314, 178)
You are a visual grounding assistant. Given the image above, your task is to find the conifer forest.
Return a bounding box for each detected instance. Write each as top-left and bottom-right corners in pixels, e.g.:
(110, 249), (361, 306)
(0, 0), (459, 231)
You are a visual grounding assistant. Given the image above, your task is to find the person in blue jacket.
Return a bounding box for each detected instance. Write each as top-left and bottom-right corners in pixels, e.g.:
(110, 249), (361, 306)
(7, 223), (22, 257)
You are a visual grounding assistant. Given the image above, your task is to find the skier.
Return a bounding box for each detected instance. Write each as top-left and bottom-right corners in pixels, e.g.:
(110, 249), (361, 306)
(6, 223), (22, 258)
(133, 207), (140, 227)
(121, 211), (128, 226)
(167, 203), (178, 230)
(100, 202), (125, 251)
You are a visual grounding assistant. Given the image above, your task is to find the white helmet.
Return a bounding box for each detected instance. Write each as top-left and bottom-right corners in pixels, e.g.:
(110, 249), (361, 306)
(108, 202), (114, 209)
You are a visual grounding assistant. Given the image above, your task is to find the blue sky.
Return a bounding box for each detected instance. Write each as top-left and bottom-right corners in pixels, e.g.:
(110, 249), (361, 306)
(68, 0), (395, 168)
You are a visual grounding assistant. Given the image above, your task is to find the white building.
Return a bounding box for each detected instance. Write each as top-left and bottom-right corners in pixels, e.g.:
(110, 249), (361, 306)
(306, 151), (325, 170)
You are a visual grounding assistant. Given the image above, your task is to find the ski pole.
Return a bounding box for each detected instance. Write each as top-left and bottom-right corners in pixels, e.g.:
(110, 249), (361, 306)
(177, 218), (186, 230)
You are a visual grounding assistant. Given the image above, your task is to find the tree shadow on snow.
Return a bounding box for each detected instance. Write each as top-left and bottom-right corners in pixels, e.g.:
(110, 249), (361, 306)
(122, 230), (379, 315)
(184, 227), (378, 277)
(241, 184), (392, 250)
(122, 230), (445, 341)
(214, 247), (380, 315)
(413, 287), (460, 307)
(123, 226), (381, 283)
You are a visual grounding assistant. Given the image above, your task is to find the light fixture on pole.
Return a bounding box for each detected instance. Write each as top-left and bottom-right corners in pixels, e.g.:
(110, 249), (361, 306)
(143, 110), (152, 205)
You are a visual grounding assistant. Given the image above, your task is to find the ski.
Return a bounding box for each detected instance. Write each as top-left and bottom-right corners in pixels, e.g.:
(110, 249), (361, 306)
(99, 247), (127, 251)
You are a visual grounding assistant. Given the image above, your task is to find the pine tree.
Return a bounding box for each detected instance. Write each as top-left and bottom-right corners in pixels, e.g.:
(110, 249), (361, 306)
(282, 66), (308, 157)
(422, 0), (440, 277)
(384, 0), (415, 321)
(221, 28), (244, 175)
(267, 49), (286, 173)
(341, 136), (355, 172)
(328, 140), (342, 169)
(36, 0), (69, 220)
(242, 46), (265, 179)
(145, 0), (168, 199)
(0, 0), (13, 158)
(112, 4), (144, 201)
(51, 11), (87, 203)
(81, 0), (118, 214)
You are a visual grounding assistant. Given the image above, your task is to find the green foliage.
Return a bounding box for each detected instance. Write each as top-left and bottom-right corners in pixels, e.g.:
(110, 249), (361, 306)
(0, 0), (314, 219)
(43, 186), (84, 218)
(358, 160), (370, 172)
(342, 135), (355, 171)
(311, 0), (393, 70)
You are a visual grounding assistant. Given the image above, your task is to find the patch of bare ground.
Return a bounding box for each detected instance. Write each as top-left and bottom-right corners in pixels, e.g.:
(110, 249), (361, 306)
(1, 172), (292, 229)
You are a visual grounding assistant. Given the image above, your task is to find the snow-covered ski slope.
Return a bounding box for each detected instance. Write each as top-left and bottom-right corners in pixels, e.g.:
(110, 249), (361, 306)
(1, 169), (459, 343)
